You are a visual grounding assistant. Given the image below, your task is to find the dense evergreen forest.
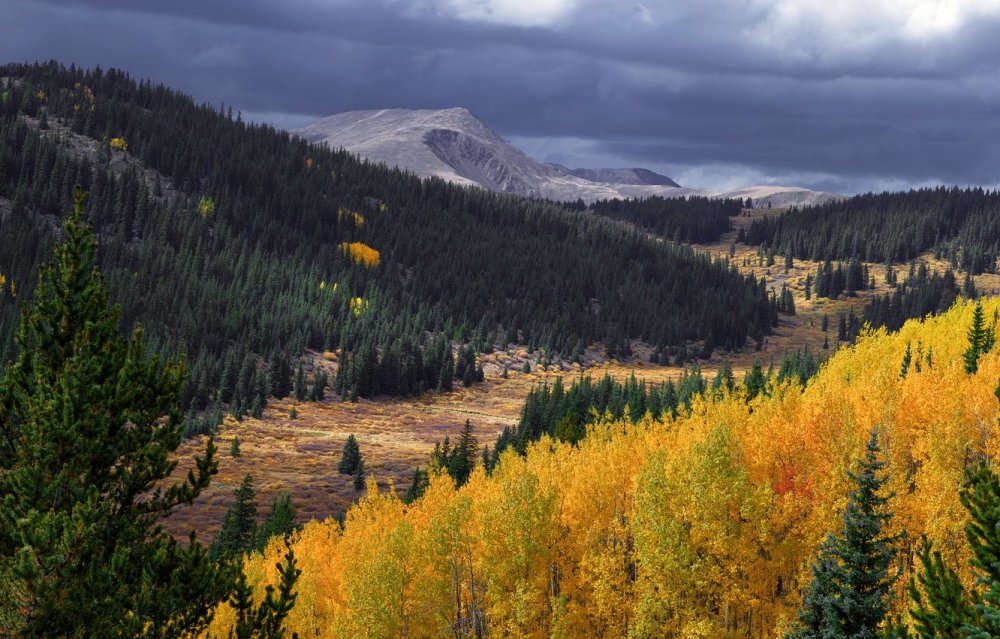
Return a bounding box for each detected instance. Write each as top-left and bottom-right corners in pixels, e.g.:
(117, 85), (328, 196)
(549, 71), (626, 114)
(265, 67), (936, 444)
(862, 262), (969, 333)
(0, 61), (776, 416)
(578, 194), (745, 243)
(743, 187), (1000, 274)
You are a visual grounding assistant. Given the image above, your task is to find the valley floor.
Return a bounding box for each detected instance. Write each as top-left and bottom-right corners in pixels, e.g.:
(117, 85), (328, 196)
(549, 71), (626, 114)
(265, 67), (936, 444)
(169, 207), (998, 541)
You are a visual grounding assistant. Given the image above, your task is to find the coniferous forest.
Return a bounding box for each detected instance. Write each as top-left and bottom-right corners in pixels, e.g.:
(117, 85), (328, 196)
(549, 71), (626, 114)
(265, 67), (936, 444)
(0, 61), (775, 415)
(744, 187), (1000, 274)
(7, 58), (1000, 639)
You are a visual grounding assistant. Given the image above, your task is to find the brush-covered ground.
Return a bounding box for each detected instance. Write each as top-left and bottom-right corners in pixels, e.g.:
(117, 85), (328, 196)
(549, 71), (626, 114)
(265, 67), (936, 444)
(168, 206), (995, 541)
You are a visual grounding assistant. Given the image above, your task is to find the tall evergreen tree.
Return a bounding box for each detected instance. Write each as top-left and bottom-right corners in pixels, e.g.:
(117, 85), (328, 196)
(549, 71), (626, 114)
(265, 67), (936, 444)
(964, 302), (995, 374)
(0, 192), (231, 637)
(786, 430), (899, 639)
(352, 457), (366, 491)
(211, 474), (259, 560)
(447, 419), (479, 487)
(255, 493), (297, 552)
(293, 363), (308, 402)
(337, 434), (362, 475)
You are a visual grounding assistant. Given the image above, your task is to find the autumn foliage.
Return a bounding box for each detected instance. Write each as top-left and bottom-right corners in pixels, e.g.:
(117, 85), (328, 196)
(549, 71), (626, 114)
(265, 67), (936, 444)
(207, 299), (1000, 637)
(339, 241), (380, 267)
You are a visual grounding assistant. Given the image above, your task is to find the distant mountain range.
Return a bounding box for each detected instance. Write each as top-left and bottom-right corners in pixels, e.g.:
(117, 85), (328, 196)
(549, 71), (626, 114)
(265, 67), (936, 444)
(294, 107), (840, 207)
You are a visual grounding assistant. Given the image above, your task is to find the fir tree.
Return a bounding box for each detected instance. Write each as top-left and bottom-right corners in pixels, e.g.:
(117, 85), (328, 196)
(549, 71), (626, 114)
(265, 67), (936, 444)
(712, 358), (736, 394)
(270, 351), (292, 400)
(211, 474), (259, 560)
(744, 361), (767, 401)
(0, 191), (232, 637)
(337, 434), (361, 475)
(225, 542), (301, 639)
(447, 419), (479, 487)
(293, 363), (307, 401)
(403, 467), (430, 504)
(310, 370), (327, 401)
(904, 536), (973, 639)
(964, 301), (995, 374)
(352, 457), (366, 491)
(231, 436), (242, 457)
(553, 411), (585, 445)
(255, 493), (297, 551)
(785, 430), (899, 639)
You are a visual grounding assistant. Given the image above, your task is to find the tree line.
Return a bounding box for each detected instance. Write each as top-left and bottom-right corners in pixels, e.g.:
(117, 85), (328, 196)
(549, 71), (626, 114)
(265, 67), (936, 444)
(743, 186), (1000, 274)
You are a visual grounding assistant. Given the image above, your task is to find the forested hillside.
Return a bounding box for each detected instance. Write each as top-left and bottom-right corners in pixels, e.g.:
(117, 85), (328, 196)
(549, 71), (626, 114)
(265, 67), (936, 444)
(0, 61), (776, 415)
(214, 299), (1000, 638)
(577, 194), (745, 243)
(744, 187), (1000, 274)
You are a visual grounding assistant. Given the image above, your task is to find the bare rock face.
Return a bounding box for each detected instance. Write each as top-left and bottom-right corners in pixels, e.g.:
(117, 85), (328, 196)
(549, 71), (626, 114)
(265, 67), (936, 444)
(294, 107), (840, 206)
(566, 167), (681, 187)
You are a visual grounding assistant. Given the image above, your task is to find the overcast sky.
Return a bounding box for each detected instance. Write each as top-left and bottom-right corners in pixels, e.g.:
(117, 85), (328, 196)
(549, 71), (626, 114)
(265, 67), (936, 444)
(3, 0), (1000, 193)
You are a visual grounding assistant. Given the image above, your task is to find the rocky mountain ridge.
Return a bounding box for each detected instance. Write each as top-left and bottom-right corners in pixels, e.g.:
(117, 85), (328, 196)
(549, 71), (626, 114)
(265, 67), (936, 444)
(294, 107), (840, 207)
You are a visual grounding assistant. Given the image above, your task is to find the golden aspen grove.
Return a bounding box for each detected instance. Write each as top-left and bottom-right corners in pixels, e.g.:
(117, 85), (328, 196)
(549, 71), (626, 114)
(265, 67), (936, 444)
(206, 299), (1000, 638)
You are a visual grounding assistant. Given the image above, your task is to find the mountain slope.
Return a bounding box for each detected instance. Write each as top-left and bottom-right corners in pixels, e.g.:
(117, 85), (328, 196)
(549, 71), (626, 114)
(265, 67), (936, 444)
(295, 108), (700, 202)
(295, 107), (840, 206)
(0, 62), (778, 409)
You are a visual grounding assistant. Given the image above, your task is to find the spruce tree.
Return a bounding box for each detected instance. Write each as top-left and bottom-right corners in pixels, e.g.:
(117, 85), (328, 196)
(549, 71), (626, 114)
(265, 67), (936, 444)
(294, 362), (308, 401)
(352, 457), (366, 491)
(553, 411), (585, 445)
(226, 543), (301, 639)
(744, 361), (767, 400)
(0, 192), (231, 637)
(904, 536), (973, 639)
(337, 434), (361, 475)
(255, 493), (297, 552)
(211, 474), (259, 560)
(786, 430), (899, 639)
(270, 351), (292, 400)
(403, 467), (429, 504)
(964, 302), (995, 374)
(447, 419), (479, 487)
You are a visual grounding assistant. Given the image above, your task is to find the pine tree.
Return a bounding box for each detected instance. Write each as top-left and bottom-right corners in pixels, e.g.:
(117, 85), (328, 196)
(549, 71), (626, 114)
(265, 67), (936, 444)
(403, 467), (429, 504)
(447, 419), (479, 487)
(785, 430), (899, 639)
(959, 465), (1000, 637)
(744, 361), (767, 400)
(900, 342), (912, 379)
(231, 436), (242, 457)
(255, 493), (297, 552)
(337, 434), (361, 475)
(293, 363), (307, 401)
(904, 536), (973, 639)
(553, 411), (585, 445)
(964, 272), (977, 299)
(310, 370), (327, 401)
(211, 474), (259, 560)
(225, 542), (301, 639)
(270, 351), (292, 400)
(964, 302), (995, 374)
(352, 457), (366, 491)
(0, 191), (231, 637)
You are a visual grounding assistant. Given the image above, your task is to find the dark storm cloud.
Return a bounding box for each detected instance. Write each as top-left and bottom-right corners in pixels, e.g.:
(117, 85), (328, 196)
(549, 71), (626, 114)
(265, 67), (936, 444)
(4, 0), (1000, 193)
